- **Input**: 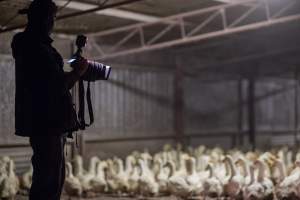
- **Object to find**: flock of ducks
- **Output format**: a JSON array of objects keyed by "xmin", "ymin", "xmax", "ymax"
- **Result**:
[
  {"xmin": 62, "ymin": 144, "xmax": 300, "ymax": 199},
  {"xmin": 2, "ymin": 144, "xmax": 300, "ymax": 199}
]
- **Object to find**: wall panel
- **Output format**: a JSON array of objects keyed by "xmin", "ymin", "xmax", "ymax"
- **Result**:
[
  {"xmin": 184, "ymin": 78, "xmax": 239, "ymax": 133},
  {"xmin": 85, "ymin": 67, "xmax": 175, "ymax": 139},
  {"xmin": 0, "ymin": 55, "xmax": 28, "ymax": 144}
]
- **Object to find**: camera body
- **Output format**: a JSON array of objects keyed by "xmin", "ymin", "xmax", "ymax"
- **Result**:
[{"xmin": 68, "ymin": 35, "xmax": 111, "ymax": 81}]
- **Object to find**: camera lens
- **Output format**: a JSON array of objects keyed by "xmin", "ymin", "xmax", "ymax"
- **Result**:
[{"xmin": 81, "ymin": 61, "xmax": 111, "ymax": 82}]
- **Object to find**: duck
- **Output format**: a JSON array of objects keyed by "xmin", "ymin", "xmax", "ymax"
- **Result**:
[
  {"xmin": 195, "ymin": 154, "xmax": 210, "ymax": 172},
  {"xmin": 272, "ymin": 159, "xmax": 287, "ymax": 185},
  {"xmin": 154, "ymin": 158, "xmax": 169, "ymax": 195},
  {"xmin": 106, "ymin": 159, "xmax": 120, "ymax": 194},
  {"xmin": 64, "ymin": 162, "xmax": 82, "ymax": 197},
  {"xmin": 175, "ymin": 153, "xmax": 188, "ymax": 177},
  {"xmin": 140, "ymin": 151, "xmax": 152, "ymax": 167},
  {"xmin": 127, "ymin": 165, "xmax": 140, "ymax": 196},
  {"xmin": 203, "ymin": 163, "xmax": 223, "ymax": 198},
  {"xmin": 258, "ymin": 152, "xmax": 277, "ymax": 179},
  {"xmin": 223, "ymin": 155, "xmax": 245, "ymax": 199},
  {"xmin": 243, "ymin": 165, "xmax": 265, "ymax": 200},
  {"xmin": 276, "ymin": 160, "xmax": 300, "ymax": 199},
  {"xmin": 138, "ymin": 158, "xmax": 159, "ymax": 196},
  {"xmin": 90, "ymin": 160, "xmax": 108, "ymax": 194},
  {"xmin": 291, "ymin": 161, "xmax": 300, "ymax": 199},
  {"xmin": 20, "ymin": 165, "xmax": 33, "ymax": 191},
  {"xmin": 73, "ymin": 155, "xmax": 85, "ymax": 178},
  {"xmin": 0, "ymin": 156, "xmax": 10, "ymax": 174},
  {"xmin": 185, "ymin": 157, "xmax": 205, "ymax": 196},
  {"xmin": 0, "ymin": 159, "xmax": 20, "ymax": 199},
  {"xmin": 74, "ymin": 155, "xmax": 99, "ymax": 193},
  {"xmin": 235, "ymin": 156, "xmax": 252, "ymax": 185},
  {"xmin": 111, "ymin": 157, "xmax": 130, "ymax": 193},
  {"xmin": 254, "ymin": 159, "xmax": 274, "ymax": 200},
  {"xmin": 165, "ymin": 160, "xmax": 191, "ymax": 198}
]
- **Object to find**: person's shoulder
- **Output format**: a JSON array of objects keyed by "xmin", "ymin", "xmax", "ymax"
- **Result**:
[
  {"xmin": 11, "ymin": 32, "xmax": 27, "ymax": 58},
  {"xmin": 12, "ymin": 32, "xmax": 26, "ymax": 45}
]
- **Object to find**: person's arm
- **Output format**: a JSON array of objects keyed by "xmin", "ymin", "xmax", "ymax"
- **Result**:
[
  {"xmin": 64, "ymin": 70, "xmax": 80, "ymax": 90},
  {"xmin": 64, "ymin": 57, "xmax": 88, "ymax": 89}
]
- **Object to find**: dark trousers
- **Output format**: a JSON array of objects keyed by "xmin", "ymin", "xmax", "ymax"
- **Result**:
[{"xmin": 29, "ymin": 135, "xmax": 66, "ymax": 200}]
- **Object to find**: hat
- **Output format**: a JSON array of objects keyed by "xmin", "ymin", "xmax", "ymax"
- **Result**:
[{"xmin": 18, "ymin": 0, "xmax": 57, "ymax": 17}]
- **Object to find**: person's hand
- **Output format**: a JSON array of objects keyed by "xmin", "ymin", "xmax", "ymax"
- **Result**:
[{"xmin": 73, "ymin": 57, "xmax": 88, "ymax": 76}]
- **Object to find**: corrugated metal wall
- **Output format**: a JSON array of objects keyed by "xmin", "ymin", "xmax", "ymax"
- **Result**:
[
  {"xmin": 0, "ymin": 53, "xmax": 299, "ymax": 164},
  {"xmin": 183, "ymin": 76, "xmax": 299, "ymax": 149},
  {"xmin": 86, "ymin": 67, "xmax": 174, "ymax": 139}
]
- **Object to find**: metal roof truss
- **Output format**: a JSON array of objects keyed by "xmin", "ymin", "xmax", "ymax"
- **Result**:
[{"xmin": 88, "ymin": 0, "xmax": 300, "ymax": 60}]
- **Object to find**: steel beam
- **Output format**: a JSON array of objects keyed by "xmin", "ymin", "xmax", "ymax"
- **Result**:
[
  {"xmin": 0, "ymin": 0, "xmax": 145, "ymax": 34},
  {"xmin": 88, "ymin": 0, "xmax": 300, "ymax": 60},
  {"xmin": 55, "ymin": 0, "xmax": 162, "ymax": 22}
]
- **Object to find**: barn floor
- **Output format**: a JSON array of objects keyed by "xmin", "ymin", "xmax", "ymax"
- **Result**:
[{"xmin": 16, "ymin": 195, "xmax": 181, "ymax": 200}]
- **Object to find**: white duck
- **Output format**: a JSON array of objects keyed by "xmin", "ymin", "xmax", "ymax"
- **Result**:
[
  {"xmin": 138, "ymin": 159, "xmax": 159, "ymax": 196},
  {"xmin": 243, "ymin": 165, "xmax": 265, "ymax": 200},
  {"xmin": 127, "ymin": 165, "xmax": 140, "ymax": 196},
  {"xmin": 20, "ymin": 165, "xmax": 33, "ymax": 191},
  {"xmin": 272, "ymin": 159, "xmax": 287, "ymax": 185},
  {"xmin": 276, "ymin": 160, "xmax": 300, "ymax": 199},
  {"xmin": 90, "ymin": 161, "xmax": 108, "ymax": 193},
  {"xmin": 64, "ymin": 162, "xmax": 82, "ymax": 197},
  {"xmin": 112, "ymin": 157, "xmax": 130, "ymax": 193},
  {"xmin": 223, "ymin": 155, "xmax": 245, "ymax": 199},
  {"xmin": 203, "ymin": 163, "xmax": 223, "ymax": 198},
  {"xmin": 235, "ymin": 156, "xmax": 252, "ymax": 185},
  {"xmin": 254, "ymin": 159, "xmax": 274, "ymax": 200},
  {"xmin": 185, "ymin": 157, "xmax": 206, "ymax": 196},
  {"xmin": 0, "ymin": 159, "xmax": 20, "ymax": 199},
  {"xmin": 165, "ymin": 160, "xmax": 191, "ymax": 198},
  {"xmin": 74, "ymin": 155, "xmax": 99, "ymax": 193},
  {"xmin": 154, "ymin": 158, "xmax": 169, "ymax": 195},
  {"xmin": 106, "ymin": 159, "xmax": 120, "ymax": 194}
]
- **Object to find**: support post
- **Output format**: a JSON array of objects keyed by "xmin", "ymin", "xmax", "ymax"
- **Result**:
[
  {"xmin": 248, "ymin": 77, "xmax": 256, "ymax": 150},
  {"xmin": 174, "ymin": 57, "xmax": 184, "ymax": 145},
  {"xmin": 294, "ymin": 71, "xmax": 299, "ymax": 146},
  {"xmin": 238, "ymin": 78, "xmax": 244, "ymax": 146}
]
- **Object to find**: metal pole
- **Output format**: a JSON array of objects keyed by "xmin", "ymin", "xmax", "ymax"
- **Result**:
[
  {"xmin": 0, "ymin": 0, "xmax": 145, "ymax": 34},
  {"xmin": 248, "ymin": 77, "xmax": 256, "ymax": 150},
  {"xmin": 294, "ymin": 71, "xmax": 299, "ymax": 146},
  {"xmin": 238, "ymin": 78, "xmax": 244, "ymax": 146},
  {"xmin": 174, "ymin": 57, "xmax": 184, "ymax": 145}
]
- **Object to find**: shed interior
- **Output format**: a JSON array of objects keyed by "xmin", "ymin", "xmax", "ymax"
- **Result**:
[{"xmin": 0, "ymin": 0, "xmax": 300, "ymax": 199}]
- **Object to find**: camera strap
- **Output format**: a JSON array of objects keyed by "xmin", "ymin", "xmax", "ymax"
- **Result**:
[
  {"xmin": 77, "ymin": 79, "xmax": 94, "ymax": 130},
  {"xmin": 78, "ymin": 79, "xmax": 85, "ymax": 130},
  {"xmin": 86, "ymin": 81, "xmax": 94, "ymax": 125}
]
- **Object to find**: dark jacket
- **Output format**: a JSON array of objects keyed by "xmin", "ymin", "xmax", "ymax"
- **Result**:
[{"xmin": 11, "ymin": 30, "xmax": 78, "ymax": 137}]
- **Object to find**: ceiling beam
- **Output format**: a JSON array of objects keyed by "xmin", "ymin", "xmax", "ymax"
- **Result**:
[
  {"xmin": 214, "ymin": 0, "xmax": 232, "ymax": 3},
  {"xmin": 0, "ymin": 0, "xmax": 145, "ymax": 34},
  {"xmin": 87, "ymin": 0, "xmax": 300, "ymax": 60},
  {"xmin": 55, "ymin": 0, "xmax": 161, "ymax": 23}
]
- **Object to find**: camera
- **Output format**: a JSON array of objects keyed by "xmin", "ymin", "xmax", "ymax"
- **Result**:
[
  {"xmin": 68, "ymin": 35, "xmax": 111, "ymax": 81},
  {"xmin": 67, "ymin": 35, "xmax": 111, "ymax": 131}
]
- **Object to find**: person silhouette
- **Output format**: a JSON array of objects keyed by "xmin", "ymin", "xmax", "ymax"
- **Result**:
[{"xmin": 11, "ymin": 0, "xmax": 88, "ymax": 199}]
